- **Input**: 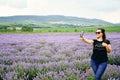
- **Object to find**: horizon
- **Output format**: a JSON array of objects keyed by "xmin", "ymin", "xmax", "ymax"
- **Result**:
[{"xmin": 0, "ymin": 0, "xmax": 120, "ymax": 23}]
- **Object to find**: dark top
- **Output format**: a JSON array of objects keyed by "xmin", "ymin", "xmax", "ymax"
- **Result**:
[{"xmin": 91, "ymin": 39, "xmax": 110, "ymax": 62}]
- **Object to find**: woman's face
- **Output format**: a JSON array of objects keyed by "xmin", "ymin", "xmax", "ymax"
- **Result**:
[{"xmin": 96, "ymin": 30, "xmax": 103, "ymax": 39}]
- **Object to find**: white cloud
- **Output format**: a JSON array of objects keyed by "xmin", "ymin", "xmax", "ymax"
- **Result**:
[
  {"xmin": 102, "ymin": 10, "xmax": 120, "ymax": 23},
  {"xmin": 0, "ymin": 0, "xmax": 27, "ymax": 8},
  {"xmin": 77, "ymin": 0, "xmax": 120, "ymax": 12}
]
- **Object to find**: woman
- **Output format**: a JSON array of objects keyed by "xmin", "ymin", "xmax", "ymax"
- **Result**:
[{"xmin": 80, "ymin": 28, "xmax": 112, "ymax": 80}]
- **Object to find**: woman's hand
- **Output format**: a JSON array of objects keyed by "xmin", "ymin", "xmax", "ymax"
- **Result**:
[
  {"xmin": 102, "ymin": 42, "xmax": 107, "ymax": 47},
  {"xmin": 102, "ymin": 42, "xmax": 112, "ymax": 53},
  {"xmin": 80, "ymin": 36, "xmax": 84, "ymax": 40}
]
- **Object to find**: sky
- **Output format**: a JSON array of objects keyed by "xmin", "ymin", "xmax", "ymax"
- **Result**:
[{"xmin": 0, "ymin": 0, "xmax": 120, "ymax": 23}]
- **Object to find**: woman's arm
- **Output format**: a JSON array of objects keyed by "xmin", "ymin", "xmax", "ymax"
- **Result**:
[
  {"xmin": 102, "ymin": 43, "xmax": 112, "ymax": 53},
  {"xmin": 80, "ymin": 36, "xmax": 94, "ymax": 45}
]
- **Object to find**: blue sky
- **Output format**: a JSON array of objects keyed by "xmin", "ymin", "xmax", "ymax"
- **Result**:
[{"xmin": 0, "ymin": 0, "xmax": 120, "ymax": 23}]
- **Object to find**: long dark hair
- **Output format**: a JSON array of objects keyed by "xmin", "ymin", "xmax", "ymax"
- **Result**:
[{"xmin": 98, "ymin": 28, "xmax": 106, "ymax": 42}]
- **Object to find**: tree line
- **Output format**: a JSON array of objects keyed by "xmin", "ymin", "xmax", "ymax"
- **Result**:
[{"xmin": 0, "ymin": 25, "xmax": 33, "ymax": 32}]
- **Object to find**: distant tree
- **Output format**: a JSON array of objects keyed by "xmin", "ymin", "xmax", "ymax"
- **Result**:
[
  {"xmin": 12, "ymin": 26, "xmax": 16, "ymax": 31},
  {"xmin": 48, "ymin": 30, "xmax": 51, "ymax": 32},
  {"xmin": 53, "ymin": 29, "xmax": 58, "ymax": 32},
  {"xmin": 21, "ymin": 26, "xmax": 33, "ymax": 32},
  {"xmin": 0, "ymin": 25, "xmax": 8, "ymax": 32},
  {"xmin": 74, "ymin": 29, "xmax": 78, "ymax": 32}
]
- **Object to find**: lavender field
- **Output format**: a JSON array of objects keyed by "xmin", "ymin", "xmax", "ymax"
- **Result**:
[{"xmin": 0, "ymin": 33, "xmax": 120, "ymax": 80}]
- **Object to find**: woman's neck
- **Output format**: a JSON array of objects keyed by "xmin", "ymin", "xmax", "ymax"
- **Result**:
[{"xmin": 97, "ymin": 37, "xmax": 103, "ymax": 41}]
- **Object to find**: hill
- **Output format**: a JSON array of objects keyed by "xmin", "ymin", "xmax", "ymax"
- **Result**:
[{"xmin": 0, "ymin": 15, "xmax": 115, "ymax": 26}]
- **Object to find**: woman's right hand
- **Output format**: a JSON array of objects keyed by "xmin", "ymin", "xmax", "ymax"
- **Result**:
[{"xmin": 80, "ymin": 36, "xmax": 84, "ymax": 40}]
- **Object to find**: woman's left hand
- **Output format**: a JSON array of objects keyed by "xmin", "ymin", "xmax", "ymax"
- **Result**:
[{"xmin": 102, "ymin": 42, "xmax": 107, "ymax": 47}]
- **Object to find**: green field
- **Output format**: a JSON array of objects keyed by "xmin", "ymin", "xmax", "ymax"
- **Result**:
[
  {"xmin": 0, "ymin": 26, "xmax": 120, "ymax": 34},
  {"xmin": 33, "ymin": 26, "xmax": 120, "ymax": 33}
]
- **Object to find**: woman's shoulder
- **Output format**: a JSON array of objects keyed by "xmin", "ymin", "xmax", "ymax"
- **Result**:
[
  {"xmin": 93, "ymin": 39, "xmax": 97, "ymax": 41},
  {"xmin": 93, "ymin": 39, "xmax": 100, "ymax": 42},
  {"xmin": 92, "ymin": 39, "xmax": 97, "ymax": 44},
  {"xmin": 105, "ymin": 39, "xmax": 110, "ymax": 44}
]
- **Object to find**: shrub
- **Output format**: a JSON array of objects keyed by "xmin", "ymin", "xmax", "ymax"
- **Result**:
[
  {"xmin": 12, "ymin": 26, "xmax": 16, "ymax": 31},
  {"xmin": 0, "ymin": 25, "xmax": 8, "ymax": 32},
  {"xmin": 21, "ymin": 26, "xmax": 33, "ymax": 32},
  {"xmin": 108, "ymin": 55, "xmax": 120, "ymax": 65},
  {"xmin": 74, "ymin": 29, "xmax": 78, "ymax": 32}
]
